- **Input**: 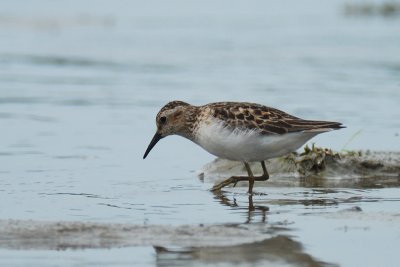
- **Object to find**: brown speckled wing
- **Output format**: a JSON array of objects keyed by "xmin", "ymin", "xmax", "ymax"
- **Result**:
[{"xmin": 207, "ymin": 102, "xmax": 343, "ymax": 135}]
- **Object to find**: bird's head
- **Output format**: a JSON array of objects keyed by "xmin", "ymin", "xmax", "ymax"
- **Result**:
[{"xmin": 143, "ymin": 101, "xmax": 190, "ymax": 159}]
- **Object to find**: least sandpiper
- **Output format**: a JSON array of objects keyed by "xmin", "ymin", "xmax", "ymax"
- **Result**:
[{"xmin": 143, "ymin": 101, "xmax": 344, "ymax": 194}]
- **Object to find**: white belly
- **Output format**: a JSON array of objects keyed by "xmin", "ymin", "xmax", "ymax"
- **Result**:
[{"xmin": 194, "ymin": 119, "xmax": 320, "ymax": 162}]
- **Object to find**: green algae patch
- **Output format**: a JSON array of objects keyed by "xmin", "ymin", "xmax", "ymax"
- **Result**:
[
  {"xmin": 200, "ymin": 145, "xmax": 400, "ymax": 188},
  {"xmin": 284, "ymin": 144, "xmax": 400, "ymax": 179}
]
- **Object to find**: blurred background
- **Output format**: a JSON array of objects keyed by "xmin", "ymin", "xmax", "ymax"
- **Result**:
[
  {"xmin": 0, "ymin": 0, "xmax": 400, "ymax": 266},
  {"xmin": 2, "ymin": 0, "xmax": 400, "ymax": 221}
]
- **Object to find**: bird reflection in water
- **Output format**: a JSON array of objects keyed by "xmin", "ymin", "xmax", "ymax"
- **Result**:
[{"xmin": 213, "ymin": 191, "xmax": 269, "ymax": 224}]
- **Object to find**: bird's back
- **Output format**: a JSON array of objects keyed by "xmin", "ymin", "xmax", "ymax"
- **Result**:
[
  {"xmin": 202, "ymin": 101, "xmax": 343, "ymax": 135},
  {"xmin": 193, "ymin": 102, "xmax": 343, "ymax": 161}
]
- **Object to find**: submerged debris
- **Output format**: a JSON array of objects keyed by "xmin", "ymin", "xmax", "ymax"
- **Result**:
[
  {"xmin": 0, "ymin": 219, "xmax": 333, "ymax": 266},
  {"xmin": 155, "ymin": 236, "xmax": 329, "ymax": 267},
  {"xmin": 0, "ymin": 220, "xmax": 272, "ymax": 250},
  {"xmin": 199, "ymin": 145, "xmax": 400, "ymax": 188},
  {"xmin": 343, "ymin": 2, "xmax": 400, "ymax": 17}
]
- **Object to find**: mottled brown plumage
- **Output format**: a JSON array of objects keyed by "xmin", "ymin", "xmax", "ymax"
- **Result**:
[
  {"xmin": 144, "ymin": 100, "xmax": 344, "ymax": 194},
  {"xmin": 200, "ymin": 102, "xmax": 343, "ymax": 135}
]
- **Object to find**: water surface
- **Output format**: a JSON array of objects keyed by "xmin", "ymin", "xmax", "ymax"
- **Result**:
[{"xmin": 0, "ymin": 0, "xmax": 400, "ymax": 266}]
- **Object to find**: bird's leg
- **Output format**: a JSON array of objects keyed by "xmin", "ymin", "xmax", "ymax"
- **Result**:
[
  {"xmin": 244, "ymin": 162, "xmax": 254, "ymax": 194},
  {"xmin": 211, "ymin": 161, "xmax": 270, "ymax": 192},
  {"xmin": 260, "ymin": 161, "xmax": 269, "ymax": 180},
  {"xmin": 211, "ymin": 176, "xmax": 250, "ymax": 192}
]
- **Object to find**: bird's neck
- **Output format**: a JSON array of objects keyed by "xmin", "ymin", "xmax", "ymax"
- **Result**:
[{"xmin": 176, "ymin": 105, "xmax": 200, "ymax": 140}]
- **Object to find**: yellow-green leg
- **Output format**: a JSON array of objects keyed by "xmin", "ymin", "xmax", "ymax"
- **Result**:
[
  {"xmin": 211, "ymin": 161, "xmax": 270, "ymax": 193},
  {"xmin": 244, "ymin": 162, "xmax": 254, "ymax": 194}
]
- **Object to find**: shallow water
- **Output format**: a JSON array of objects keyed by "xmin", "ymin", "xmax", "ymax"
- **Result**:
[{"xmin": 0, "ymin": 0, "xmax": 400, "ymax": 266}]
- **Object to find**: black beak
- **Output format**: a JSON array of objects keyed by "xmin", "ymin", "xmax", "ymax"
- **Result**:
[{"xmin": 143, "ymin": 132, "xmax": 163, "ymax": 159}]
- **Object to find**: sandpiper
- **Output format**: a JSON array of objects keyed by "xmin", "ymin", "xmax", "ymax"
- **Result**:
[{"xmin": 143, "ymin": 101, "xmax": 344, "ymax": 194}]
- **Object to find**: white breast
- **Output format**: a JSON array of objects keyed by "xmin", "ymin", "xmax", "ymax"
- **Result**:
[{"xmin": 194, "ymin": 118, "xmax": 321, "ymax": 162}]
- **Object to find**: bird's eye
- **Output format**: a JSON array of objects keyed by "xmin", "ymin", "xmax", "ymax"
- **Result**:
[{"xmin": 160, "ymin": 116, "xmax": 167, "ymax": 124}]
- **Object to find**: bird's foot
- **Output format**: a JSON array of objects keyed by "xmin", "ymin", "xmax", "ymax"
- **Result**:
[
  {"xmin": 211, "ymin": 176, "xmax": 251, "ymax": 192},
  {"xmin": 210, "ymin": 174, "xmax": 270, "ymax": 192}
]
